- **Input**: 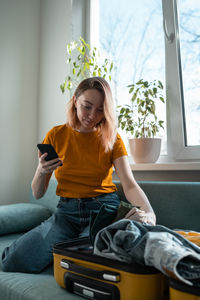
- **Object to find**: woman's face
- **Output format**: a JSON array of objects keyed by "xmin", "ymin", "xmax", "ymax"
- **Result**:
[{"xmin": 74, "ymin": 89, "xmax": 104, "ymax": 132}]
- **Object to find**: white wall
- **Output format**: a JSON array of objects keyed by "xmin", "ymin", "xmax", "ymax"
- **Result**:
[
  {"xmin": 0, "ymin": 0, "xmax": 40, "ymax": 205},
  {"xmin": 0, "ymin": 0, "xmax": 72, "ymax": 205},
  {"xmin": 38, "ymin": 0, "xmax": 71, "ymax": 142}
]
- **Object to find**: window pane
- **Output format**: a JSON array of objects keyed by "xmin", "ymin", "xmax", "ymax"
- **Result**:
[
  {"xmin": 92, "ymin": 0, "xmax": 166, "ymax": 154},
  {"xmin": 179, "ymin": 0, "xmax": 200, "ymax": 146}
]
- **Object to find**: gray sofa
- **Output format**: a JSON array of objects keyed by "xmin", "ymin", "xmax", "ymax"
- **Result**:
[{"xmin": 0, "ymin": 179, "xmax": 200, "ymax": 300}]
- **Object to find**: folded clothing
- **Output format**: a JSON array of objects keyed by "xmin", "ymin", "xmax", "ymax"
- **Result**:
[{"xmin": 93, "ymin": 219, "xmax": 200, "ymax": 287}]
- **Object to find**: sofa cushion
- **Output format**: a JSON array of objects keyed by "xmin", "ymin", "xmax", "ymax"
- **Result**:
[
  {"xmin": 0, "ymin": 203, "xmax": 52, "ymax": 235},
  {"xmin": 0, "ymin": 234, "xmax": 83, "ymax": 300}
]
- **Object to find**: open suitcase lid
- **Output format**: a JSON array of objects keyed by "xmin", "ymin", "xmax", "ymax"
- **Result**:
[{"xmin": 53, "ymin": 237, "xmax": 159, "ymax": 275}]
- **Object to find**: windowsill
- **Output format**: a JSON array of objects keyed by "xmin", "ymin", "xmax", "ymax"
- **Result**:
[
  {"xmin": 130, "ymin": 162, "xmax": 200, "ymax": 171},
  {"xmin": 128, "ymin": 156, "xmax": 200, "ymax": 171}
]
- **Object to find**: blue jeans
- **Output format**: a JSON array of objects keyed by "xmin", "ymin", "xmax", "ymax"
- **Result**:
[{"xmin": 1, "ymin": 192, "xmax": 120, "ymax": 273}]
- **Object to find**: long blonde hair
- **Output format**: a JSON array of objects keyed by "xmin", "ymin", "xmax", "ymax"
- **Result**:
[{"xmin": 67, "ymin": 77, "xmax": 117, "ymax": 152}]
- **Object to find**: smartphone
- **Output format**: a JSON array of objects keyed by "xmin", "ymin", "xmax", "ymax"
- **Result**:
[{"xmin": 37, "ymin": 144, "xmax": 59, "ymax": 161}]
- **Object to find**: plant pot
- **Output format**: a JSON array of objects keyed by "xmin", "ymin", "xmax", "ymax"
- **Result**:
[{"xmin": 129, "ymin": 138, "xmax": 161, "ymax": 163}]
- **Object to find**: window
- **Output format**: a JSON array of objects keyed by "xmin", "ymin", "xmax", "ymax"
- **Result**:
[
  {"xmin": 90, "ymin": 0, "xmax": 200, "ymax": 161},
  {"xmin": 178, "ymin": 0, "xmax": 200, "ymax": 146},
  {"xmin": 163, "ymin": 0, "xmax": 200, "ymax": 160}
]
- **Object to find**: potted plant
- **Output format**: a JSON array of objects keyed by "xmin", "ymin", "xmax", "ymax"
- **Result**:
[
  {"xmin": 118, "ymin": 79, "xmax": 165, "ymax": 163},
  {"xmin": 60, "ymin": 37, "xmax": 113, "ymax": 93}
]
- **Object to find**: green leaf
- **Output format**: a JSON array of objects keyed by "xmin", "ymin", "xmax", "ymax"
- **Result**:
[
  {"xmin": 153, "ymin": 87, "xmax": 157, "ymax": 94},
  {"xmin": 131, "ymin": 93, "xmax": 137, "ymax": 102},
  {"xmin": 60, "ymin": 84, "xmax": 65, "ymax": 93},
  {"xmin": 77, "ymin": 69, "xmax": 81, "ymax": 77},
  {"xmin": 129, "ymin": 87, "xmax": 134, "ymax": 94},
  {"xmin": 110, "ymin": 62, "xmax": 113, "ymax": 72},
  {"xmin": 144, "ymin": 91, "xmax": 149, "ymax": 98},
  {"xmin": 158, "ymin": 80, "xmax": 163, "ymax": 89},
  {"xmin": 136, "ymin": 79, "xmax": 144, "ymax": 85},
  {"xmin": 127, "ymin": 84, "xmax": 134, "ymax": 88}
]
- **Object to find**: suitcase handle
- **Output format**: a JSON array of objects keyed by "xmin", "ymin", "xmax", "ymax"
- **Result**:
[
  {"xmin": 64, "ymin": 272, "xmax": 120, "ymax": 300},
  {"xmin": 61, "ymin": 259, "xmax": 120, "ymax": 283}
]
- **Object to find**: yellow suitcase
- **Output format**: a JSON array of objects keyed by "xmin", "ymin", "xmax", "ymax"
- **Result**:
[
  {"xmin": 53, "ymin": 237, "xmax": 167, "ymax": 300},
  {"xmin": 169, "ymin": 279, "xmax": 200, "ymax": 300},
  {"xmin": 175, "ymin": 230, "xmax": 200, "ymax": 247}
]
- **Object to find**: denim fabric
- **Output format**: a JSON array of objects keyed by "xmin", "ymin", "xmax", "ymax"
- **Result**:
[
  {"xmin": 89, "ymin": 201, "xmax": 137, "ymax": 245},
  {"xmin": 1, "ymin": 192, "xmax": 120, "ymax": 274},
  {"xmin": 89, "ymin": 204, "xmax": 117, "ymax": 245},
  {"xmin": 94, "ymin": 219, "xmax": 200, "ymax": 286}
]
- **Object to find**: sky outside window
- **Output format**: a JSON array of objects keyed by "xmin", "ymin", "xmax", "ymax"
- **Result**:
[{"xmin": 179, "ymin": 0, "xmax": 200, "ymax": 146}]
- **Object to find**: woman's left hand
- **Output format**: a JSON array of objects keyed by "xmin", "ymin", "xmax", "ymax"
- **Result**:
[{"xmin": 125, "ymin": 207, "xmax": 156, "ymax": 225}]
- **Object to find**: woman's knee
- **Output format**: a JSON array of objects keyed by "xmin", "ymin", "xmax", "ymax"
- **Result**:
[
  {"xmin": 1, "ymin": 241, "xmax": 53, "ymax": 274},
  {"xmin": 1, "ymin": 223, "xmax": 54, "ymax": 273}
]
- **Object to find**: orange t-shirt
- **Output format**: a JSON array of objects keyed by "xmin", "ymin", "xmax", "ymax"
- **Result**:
[{"xmin": 42, "ymin": 124, "xmax": 127, "ymax": 198}]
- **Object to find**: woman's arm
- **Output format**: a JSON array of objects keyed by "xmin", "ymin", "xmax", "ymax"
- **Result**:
[
  {"xmin": 31, "ymin": 151, "xmax": 62, "ymax": 199},
  {"xmin": 113, "ymin": 155, "xmax": 156, "ymax": 225}
]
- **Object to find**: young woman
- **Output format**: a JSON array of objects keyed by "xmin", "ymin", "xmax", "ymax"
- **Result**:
[{"xmin": 2, "ymin": 77, "xmax": 156, "ymax": 273}]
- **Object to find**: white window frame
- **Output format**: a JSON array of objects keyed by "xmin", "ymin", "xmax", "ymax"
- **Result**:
[
  {"xmin": 71, "ymin": 0, "xmax": 90, "ymax": 41},
  {"xmin": 162, "ymin": 0, "xmax": 200, "ymax": 161}
]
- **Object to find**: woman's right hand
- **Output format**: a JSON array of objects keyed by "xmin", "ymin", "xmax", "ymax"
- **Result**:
[
  {"xmin": 37, "ymin": 151, "xmax": 63, "ymax": 175},
  {"xmin": 32, "ymin": 150, "xmax": 63, "ymax": 199}
]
